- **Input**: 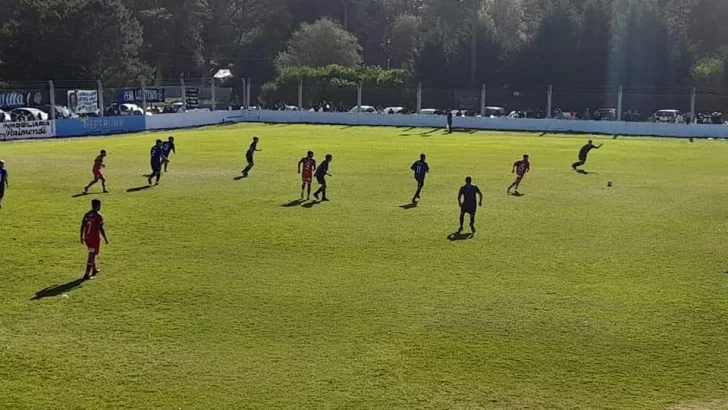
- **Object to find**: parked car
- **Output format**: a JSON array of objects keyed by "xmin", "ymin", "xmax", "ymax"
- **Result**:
[
  {"xmin": 348, "ymin": 105, "xmax": 377, "ymax": 114},
  {"xmin": 0, "ymin": 109, "xmax": 10, "ymax": 122},
  {"xmin": 11, "ymin": 107, "xmax": 49, "ymax": 121},
  {"xmin": 38, "ymin": 104, "xmax": 74, "ymax": 119},
  {"xmin": 651, "ymin": 109, "xmax": 683, "ymax": 123},
  {"xmin": 451, "ymin": 109, "xmax": 478, "ymax": 117},
  {"xmin": 108, "ymin": 103, "xmax": 152, "ymax": 116},
  {"xmin": 593, "ymin": 108, "xmax": 617, "ymax": 121},
  {"xmin": 484, "ymin": 106, "xmax": 505, "ymax": 117},
  {"xmin": 383, "ymin": 106, "xmax": 406, "ymax": 114},
  {"xmin": 561, "ymin": 111, "xmax": 583, "ymax": 120},
  {"xmin": 419, "ymin": 108, "xmax": 446, "ymax": 115}
]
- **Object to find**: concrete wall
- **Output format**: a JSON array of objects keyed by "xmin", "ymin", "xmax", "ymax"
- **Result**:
[{"xmin": 235, "ymin": 110, "xmax": 728, "ymax": 138}]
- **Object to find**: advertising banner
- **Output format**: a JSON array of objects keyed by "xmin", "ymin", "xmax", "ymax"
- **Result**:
[
  {"xmin": 0, "ymin": 90, "xmax": 48, "ymax": 109},
  {"xmin": 55, "ymin": 116, "xmax": 146, "ymax": 137},
  {"xmin": 0, "ymin": 120, "xmax": 54, "ymax": 141},
  {"xmin": 186, "ymin": 88, "xmax": 199, "ymax": 108},
  {"xmin": 453, "ymin": 90, "xmax": 480, "ymax": 111},
  {"xmin": 67, "ymin": 90, "xmax": 99, "ymax": 114},
  {"xmin": 115, "ymin": 89, "xmax": 165, "ymax": 104}
]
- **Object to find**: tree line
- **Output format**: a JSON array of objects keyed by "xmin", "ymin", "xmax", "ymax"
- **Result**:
[{"xmin": 0, "ymin": 0, "xmax": 727, "ymax": 92}]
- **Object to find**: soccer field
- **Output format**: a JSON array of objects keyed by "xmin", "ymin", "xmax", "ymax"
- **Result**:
[{"xmin": 2, "ymin": 124, "xmax": 728, "ymax": 410}]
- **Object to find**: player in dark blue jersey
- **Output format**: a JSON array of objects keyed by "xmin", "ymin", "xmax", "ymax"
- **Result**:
[
  {"xmin": 313, "ymin": 154, "xmax": 333, "ymax": 201},
  {"xmin": 162, "ymin": 136, "xmax": 176, "ymax": 172},
  {"xmin": 410, "ymin": 153, "xmax": 430, "ymax": 203},
  {"xmin": 241, "ymin": 136, "xmax": 260, "ymax": 177},
  {"xmin": 0, "ymin": 160, "xmax": 8, "ymax": 210},
  {"xmin": 572, "ymin": 140, "xmax": 602, "ymax": 170},
  {"xmin": 147, "ymin": 139, "xmax": 167, "ymax": 185},
  {"xmin": 458, "ymin": 176, "xmax": 483, "ymax": 234}
]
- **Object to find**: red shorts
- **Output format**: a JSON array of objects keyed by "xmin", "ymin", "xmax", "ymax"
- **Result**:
[
  {"xmin": 85, "ymin": 240, "xmax": 101, "ymax": 256},
  {"xmin": 302, "ymin": 173, "xmax": 312, "ymax": 183},
  {"xmin": 93, "ymin": 169, "xmax": 105, "ymax": 180}
]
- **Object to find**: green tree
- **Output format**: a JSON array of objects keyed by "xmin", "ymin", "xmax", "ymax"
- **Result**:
[
  {"xmin": 0, "ymin": 0, "xmax": 148, "ymax": 82},
  {"xmin": 274, "ymin": 18, "xmax": 363, "ymax": 70},
  {"xmin": 692, "ymin": 57, "xmax": 726, "ymax": 89}
]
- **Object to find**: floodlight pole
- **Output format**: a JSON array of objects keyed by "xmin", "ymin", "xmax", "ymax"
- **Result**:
[
  {"xmin": 416, "ymin": 82, "xmax": 422, "ymax": 114},
  {"xmin": 298, "ymin": 80, "xmax": 303, "ymax": 110},
  {"xmin": 141, "ymin": 79, "xmax": 147, "ymax": 116},
  {"xmin": 211, "ymin": 77, "xmax": 217, "ymax": 111},
  {"xmin": 690, "ymin": 87, "xmax": 697, "ymax": 124}
]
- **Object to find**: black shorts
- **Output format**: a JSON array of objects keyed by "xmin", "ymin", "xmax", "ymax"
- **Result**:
[
  {"xmin": 151, "ymin": 162, "xmax": 161, "ymax": 173},
  {"xmin": 461, "ymin": 204, "xmax": 476, "ymax": 215},
  {"xmin": 415, "ymin": 177, "xmax": 425, "ymax": 186},
  {"xmin": 316, "ymin": 175, "xmax": 326, "ymax": 185},
  {"xmin": 578, "ymin": 155, "xmax": 587, "ymax": 162},
  {"xmin": 246, "ymin": 153, "xmax": 254, "ymax": 164},
  {"xmin": 0, "ymin": 186, "xmax": 4, "ymax": 199}
]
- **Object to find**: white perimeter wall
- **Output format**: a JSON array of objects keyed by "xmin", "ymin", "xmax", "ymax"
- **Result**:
[{"xmin": 146, "ymin": 110, "xmax": 728, "ymax": 139}]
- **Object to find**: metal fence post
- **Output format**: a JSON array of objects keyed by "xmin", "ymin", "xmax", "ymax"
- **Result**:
[
  {"xmin": 357, "ymin": 83, "xmax": 362, "ymax": 112},
  {"xmin": 48, "ymin": 81, "xmax": 56, "ymax": 121},
  {"xmin": 241, "ymin": 78, "xmax": 247, "ymax": 109},
  {"xmin": 97, "ymin": 80, "xmax": 104, "ymax": 117},
  {"xmin": 617, "ymin": 85, "xmax": 623, "ymax": 121},
  {"xmin": 547, "ymin": 85, "xmax": 553, "ymax": 119},
  {"xmin": 416, "ymin": 82, "xmax": 422, "ymax": 114},
  {"xmin": 246, "ymin": 78, "xmax": 251, "ymax": 109},
  {"xmin": 180, "ymin": 77, "xmax": 187, "ymax": 112},
  {"xmin": 210, "ymin": 78, "xmax": 217, "ymax": 111},
  {"xmin": 298, "ymin": 79, "xmax": 303, "ymax": 110},
  {"xmin": 480, "ymin": 84, "xmax": 486, "ymax": 117},
  {"xmin": 690, "ymin": 87, "xmax": 697, "ymax": 124},
  {"xmin": 141, "ymin": 79, "xmax": 147, "ymax": 115}
]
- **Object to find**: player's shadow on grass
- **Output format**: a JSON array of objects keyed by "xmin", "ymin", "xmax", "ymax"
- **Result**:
[
  {"xmin": 301, "ymin": 201, "xmax": 320, "ymax": 209},
  {"xmin": 71, "ymin": 192, "xmax": 89, "ymax": 198},
  {"xmin": 447, "ymin": 231, "xmax": 474, "ymax": 241},
  {"xmin": 575, "ymin": 170, "xmax": 597, "ymax": 175},
  {"xmin": 127, "ymin": 185, "xmax": 153, "ymax": 193},
  {"xmin": 511, "ymin": 192, "xmax": 525, "ymax": 197},
  {"xmin": 233, "ymin": 175, "xmax": 247, "ymax": 181},
  {"xmin": 31, "ymin": 278, "xmax": 85, "ymax": 300},
  {"xmin": 281, "ymin": 199, "xmax": 304, "ymax": 207},
  {"xmin": 399, "ymin": 202, "xmax": 418, "ymax": 210}
]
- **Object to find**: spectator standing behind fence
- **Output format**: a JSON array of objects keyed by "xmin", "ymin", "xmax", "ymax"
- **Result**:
[{"xmin": 584, "ymin": 108, "xmax": 592, "ymax": 120}]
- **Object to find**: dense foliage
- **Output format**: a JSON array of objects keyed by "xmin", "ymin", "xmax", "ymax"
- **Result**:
[{"xmin": 0, "ymin": 0, "xmax": 727, "ymax": 90}]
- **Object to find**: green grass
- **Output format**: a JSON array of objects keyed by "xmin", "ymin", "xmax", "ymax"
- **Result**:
[{"xmin": 2, "ymin": 124, "xmax": 728, "ymax": 409}]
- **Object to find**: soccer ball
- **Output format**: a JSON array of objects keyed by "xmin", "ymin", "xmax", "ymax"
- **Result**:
[{"xmin": 607, "ymin": 180, "xmax": 613, "ymax": 187}]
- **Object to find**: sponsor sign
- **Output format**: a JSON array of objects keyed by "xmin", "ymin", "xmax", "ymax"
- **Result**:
[
  {"xmin": 185, "ymin": 87, "xmax": 199, "ymax": 108},
  {"xmin": 67, "ymin": 90, "xmax": 99, "ymax": 114},
  {"xmin": 55, "ymin": 116, "xmax": 146, "ymax": 137},
  {"xmin": 0, "ymin": 120, "xmax": 54, "ymax": 141},
  {"xmin": 453, "ymin": 90, "xmax": 480, "ymax": 111},
  {"xmin": 115, "ymin": 88, "xmax": 165, "ymax": 104},
  {"xmin": 0, "ymin": 91, "xmax": 47, "ymax": 109}
]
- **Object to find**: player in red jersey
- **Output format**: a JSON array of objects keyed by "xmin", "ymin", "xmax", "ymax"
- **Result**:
[
  {"xmin": 297, "ymin": 151, "xmax": 317, "ymax": 200},
  {"xmin": 84, "ymin": 150, "xmax": 108, "ymax": 194},
  {"xmin": 507, "ymin": 154, "xmax": 530, "ymax": 195},
  {"xmin": 80, "ymin": 199, "xmax": 109, "ymax": 280}
]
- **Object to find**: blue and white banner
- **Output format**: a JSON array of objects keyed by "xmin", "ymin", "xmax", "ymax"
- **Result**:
[
  {"xmin": 0, "ymin": 90, "xmax": 48, "ymax": 109},
  {"xmin": 116, "ymin": 89, "xmax": 165, "ymax": 104},
  {"xmin": 55, "ymin": 116, "xmax": 146, "ymax": 137},
  {"xmin": 67, "ymin": 90, "xmax": 99, "ymax": 114}
]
